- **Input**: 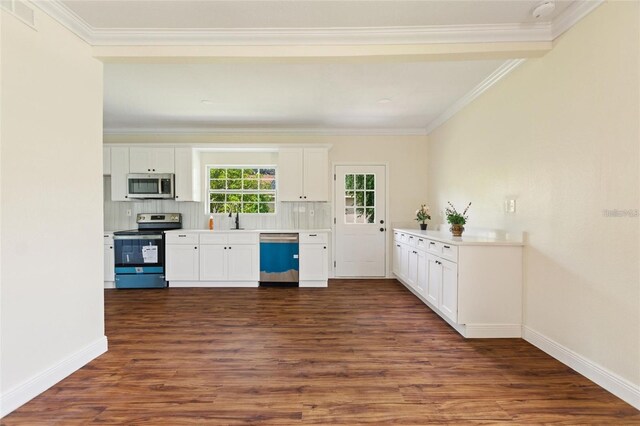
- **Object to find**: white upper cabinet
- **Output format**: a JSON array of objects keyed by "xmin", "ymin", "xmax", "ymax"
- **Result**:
[
  {"xmin": 278, "ymin": 148, "xmax": 329, "ymax": 202},
  {"xmin": 110, "ymin": 147, "xmax": 130, "ymax": 201},
  {"xmin": 174, "ymin": 147, "xmax": 201, "ymax": 202},
  {"xmin": 129, "ymin": 147, "xmax": 175, "ymax": 173}
]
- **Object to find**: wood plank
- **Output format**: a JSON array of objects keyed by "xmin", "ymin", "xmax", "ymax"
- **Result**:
[{"xmin": 2, "ymin": 280, "xmax": 638, "ymax": 425}]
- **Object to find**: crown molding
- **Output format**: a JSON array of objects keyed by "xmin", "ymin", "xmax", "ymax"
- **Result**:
[
  {"xmin": 33, "ymin": 0, "xmax": 600, "ymax": 47},
  {"xmin": 551, "ymin": 0, "xmax": 604, "ymax": 40},
  {"xmin": 425, "ymin": 59, "xmax": 526, "ymax": 135},
  {"xmin": 102, "ymin": 127, "xmax": 429, "ymax": 136}
]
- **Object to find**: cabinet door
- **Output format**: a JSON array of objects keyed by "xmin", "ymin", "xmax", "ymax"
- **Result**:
[
  {"xmin": 129, "ymin": 147, "xmax": 154, "ymax": 173},
  {"xmin": 174, "ymin": 147, "xmax": 201, "ymax": 202},
  {"xmin": 440, "ymin": 259, "xmax": 458, "ymax": 322},
  {"xmin": 407, "ymin": 249, "xmax": 419, "ymax": 290},
  {"xmin": 227, "ymin": 244, "xmax": 258, "ymax": 281},
  {"xmin": 278, "ymin": 148, "xmax": 304, "ymax": 201},
  {"xmin": 165, "ymin": 244, "xmax": 199, "ymax": 281},
  {"xmin": 426, "ymin": 254, "xmax": 441, "ymax": 306},
  {"xmin": 104, "ymin": 244, "xmax": 115, "ymax": 281},
  {"xmin": 303, "ymin": 148, "xmax": 328, "ymax": 201},
  {"xmin": 110, "ymin": 147, "xmax": 129, "ymax": 201},
  {"xmin": 299, "ymin": 243, "xmax": 328, "ymax": 281},
  {"xmin": 153, "ymin": 148, "xmax": 175, "ymax": 173},
  {"xmin": 399, "ymin": 244, "xmax": 410, "ymax": 280},
  {"xmin": 416, "ymin": 249, "xmax": 428, "ymax": 296},
  {"xmin": 392, "ymin": 242, "xmax": 402, "ymax": 277},
  {"xmin": 199, "ymin": 244, "xmax": 226, "ymax": 281}
]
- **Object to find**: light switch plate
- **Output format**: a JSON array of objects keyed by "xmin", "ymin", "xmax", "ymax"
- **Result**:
[{"xmin": 505, "ymin": 199, "xmax": 516, "ymax": 213}]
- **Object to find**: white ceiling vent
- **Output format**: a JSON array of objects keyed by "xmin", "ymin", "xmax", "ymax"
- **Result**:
[{"xmin": 1, "ymin": 0, "xmax": 36, "ymax": 29}]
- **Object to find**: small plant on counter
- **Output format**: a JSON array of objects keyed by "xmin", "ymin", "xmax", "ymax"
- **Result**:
[
  {"xmin": 445, "ymin": 201, "xmax": 471, "ymax": 225},
  {"xmin": 415, "ymin": 204, "xmax": 431, "ymax": 224}
]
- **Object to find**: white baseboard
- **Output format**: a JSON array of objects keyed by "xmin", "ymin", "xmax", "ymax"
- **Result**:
[
  {"xmin": 299, "ymin": 280, "xmax": 328, "ymax": 288},
  {"xmin": 0, "ymin": 336, "xmax": 108, "ymax": 418},
  {"xmin": 523, "ymin": 326, "xmax": 640, "ymax": 410},
  {"xmin": 465, "ymin": 324, "xmax": 522, "ymax": 338}
]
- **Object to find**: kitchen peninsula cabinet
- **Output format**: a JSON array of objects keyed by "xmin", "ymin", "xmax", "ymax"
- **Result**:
[{"xmin": 393, "ymin": 229, "xmax": 523, "ymax": 338}]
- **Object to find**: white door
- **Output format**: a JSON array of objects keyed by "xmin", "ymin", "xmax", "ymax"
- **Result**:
[
  {"xmin": 165, "ymin": 245, "xmax": 199, "ymax": 281},
  {"xmin": 407, "ymin": 249, "xmax": 419, "ymax": 290},
  {"xmin": 199, "ymin": 244, "xmax": 226, "ymax": 281},
  {"xmin": 426, "ymin": 254, "xmax": 441, "ymax": 306},
  {"xmin": 299, "ymin": 244, "xmax": 328, "ymax": 281},
  {"xmin": 416, "ymin": 249, "xmax": 428, "ymax": 296},
  {"xmin": 335, "ymin": 165, "xmax": 386, "ymax": 277},
  {"xmin": 227, "ymin": 245, "xmax": 258, "ymax": 281}
]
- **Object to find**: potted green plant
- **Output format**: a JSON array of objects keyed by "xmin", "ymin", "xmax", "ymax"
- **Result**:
[
  {"xmin": 415, "ymin": 204, "xmax": 431, "ymax": 230},
  {"xmin": 445, "ymin": 201, "xmax": 472, "ymax": 237}
]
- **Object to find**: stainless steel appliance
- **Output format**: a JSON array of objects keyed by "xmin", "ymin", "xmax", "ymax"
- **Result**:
[
  {"xmin": 259, "ymin": 233, "xmax": 299, "ymax": 284},
  {"xmin": 113, "ymin": 213, "xmax": 181, "ymax": 288},
  {"xmin": 126, "ymin": 173, "xmax": 174, "ymax": 199}
]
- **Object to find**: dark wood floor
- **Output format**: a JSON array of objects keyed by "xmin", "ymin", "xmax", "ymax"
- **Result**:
[{"xmin": 3, "ymin": 279, "xmax": 639, "ymax": 424}]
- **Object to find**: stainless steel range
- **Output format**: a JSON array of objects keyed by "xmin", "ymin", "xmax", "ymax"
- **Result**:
[{"xmin": 113, "ymin": 213, "xmax": 182, "ymax": 289}]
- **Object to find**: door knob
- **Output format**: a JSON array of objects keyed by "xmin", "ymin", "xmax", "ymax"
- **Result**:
[
  {"xmin": 379, "ymin": 227, "xmax": 386, "ymax": 232},
  {"xmin": 380, "ymin": 220, "xmax": 385, "ymax": 224}
]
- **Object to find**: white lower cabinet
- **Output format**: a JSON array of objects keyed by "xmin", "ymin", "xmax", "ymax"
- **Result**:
[
  {"xmin": 393, "ymin": 229, "xmax": 523, "ymax": 338},
  {"xmin": 104, "ymin": 233, "xmax": 115, "ymax": 288},
  {"xmin": 167, "ymin": 232, "xmax": 259, "ymax": 287},
  {"xmin": 166, "ymin": 244, "xmax": 199, "ymax": 281},
  {"xmin": 299, "ymin": 232, "xmax": 329, "ymax": 287}
]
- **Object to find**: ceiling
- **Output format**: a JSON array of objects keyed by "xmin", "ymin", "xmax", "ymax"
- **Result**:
[{"xmin": 34, "ymin": 1, "xmax": 600, "ymax": 134}]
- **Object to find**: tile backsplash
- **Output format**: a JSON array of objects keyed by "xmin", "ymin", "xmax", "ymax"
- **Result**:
[{"xmin": 103, "ymin": 177, "xmax": 331, "ymax": 231}]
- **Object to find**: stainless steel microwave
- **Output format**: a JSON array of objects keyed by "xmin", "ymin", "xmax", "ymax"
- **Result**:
[{"xmin": 126, "ymin": 174, "xmax": 174, "ymax": 199}]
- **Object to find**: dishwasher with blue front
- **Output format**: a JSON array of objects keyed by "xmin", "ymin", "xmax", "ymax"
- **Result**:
[{"xmin": 259, "ymin": 233, "xmax": 299, "ymax": 284}]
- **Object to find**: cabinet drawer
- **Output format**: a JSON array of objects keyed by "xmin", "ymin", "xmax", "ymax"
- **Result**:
[
  {"xmin": 398, "ymin": 232, "xmax": 409, "ymax": 243},
  {"xmin": 407, "ymin": 234, "xmax": 418, "ymax": 247},
  {"xmin": 415, "ymin": 236, "xmax": 428, "ymax": 250},
  {"xmin": 426, "ymin": 239, "xmax": 440, "ymax": 254},
  {"xmin": 200, "ymin": 233, "xmax": 228, "ymax": 245},
  {"xmin": 166, "ymin": 233, "xmax": 199, "ymax": 245},
  {"xmin": 440, "ymin": 243, "xmax": 458, "ymax": 262},
  {"xmin": 228, "ymin": 232, "xmax": 259, "ymax": 245},
  {"xmin": 299, "ymin": 232, "xmax": 328, "ymax": 244}
]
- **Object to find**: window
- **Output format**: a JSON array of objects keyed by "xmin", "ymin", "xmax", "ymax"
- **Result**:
[
  {"xmin": 344, "ymin": 173, "xmax": 375, "ymax": 223},
  {"xmin": 208, "ymin": 166, "xmax": 276, "ymax": 214}
]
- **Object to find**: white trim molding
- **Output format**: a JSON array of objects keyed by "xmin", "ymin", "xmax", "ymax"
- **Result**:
[
  {"xmin": 425, "ymin": 59, "xmax": 526, "ymax": 134},
  {"xmin": 523, "ymin": 326, "xmax": 640, "ymax": 410},
  {"xmin": 103, "ymin": 127, "xmax": 429, "ymax": 136},
  {"xmin": 0, "ymin": 336, "xmax": 108, "ymax": 417},
  {"xmin": 33, "ymin": 0, "xmax": 603, "ymax": 47},
  {"xmin": 465, "ymin": 324, "xmax": 522, "ymax": 338}
]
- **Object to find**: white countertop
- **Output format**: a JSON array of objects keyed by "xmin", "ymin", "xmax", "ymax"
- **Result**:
[
  {"xmin": 394, "ymin": 228, "xmax": 523, "ymax": 246},
  {"xmin": 165, "ymin": 229, "xmax": 331, "ymax": 234}
]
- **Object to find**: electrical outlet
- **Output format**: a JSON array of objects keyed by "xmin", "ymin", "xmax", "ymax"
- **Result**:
[
  {"xmin": 505, "ymin": 199, "xmax": 516, "ymax": 213},
  {"xmin": 126, "ymin": 209, "xmax": 132, "ymax": 217},
  {"xmin": 309, "ymin": 209, "xmax": 315, "ymax": 217}
]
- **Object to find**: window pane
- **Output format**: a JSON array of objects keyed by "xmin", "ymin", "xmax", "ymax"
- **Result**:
[
  {"xmin": 210, "ymin": 193, "xmax": 225, "ymax": 202},
  {"xmin": 243, "ymin": 203, "xmax": 258, "ymax": 213},
  {"xmin": 210, "ymin": 179, "xmax": 226, "ymax": 190},
  {"xmin": 210, "ymin": 203, "xmax": 224, "ymax": 213},
  {"xmin": 243, "ymin": 169, "xmax": 259, "ymax": 179},
  {"xmin": 355, "ymin": 174, "xmax": 364, "ymax": 190},
  {"xmin": 227, "ymin": 168, "xmax": 242, "ymax": 179},
  {"xmin": 345, "ymin": 196, "xmax": 354, "ymax": 207},
  {"xmin": 243, "ymin": 194, "xmax": 258, "ymax": 203},
  {"xmin": 261, "ymin": 203, "xmax": 276, "ymax": 213},
  {"xmin": 366, "ymin": 208, "xmax": 375, "ymax": 223},
  {"xmin": 228, "ymin": 179, "xmax": 242, "ymax": 190},
  {"xmin": 260, "ymin": 178, "xmax": 275, "ymax": 190},
  {"xmin": 244, "ymin": 179, "xmax": 259, "ymax": 189},
  {"xmin": 259, "ymin": 194, "xmax": 275, "ymax": 202},
  {"xmin": 225, "ymin": 203, "xmax": 240, "ymax": 213},
  {"xmin": 210, "ymin": 168, "xmax": 226, "ymax": 179},
  {"xmin": 345, "ymin": 174, "xmax": 354, "ymax": 190},
  {"xmin": 227, "ymin": 193, "xmax": 241, "ymax": 203},
  {"xmin": 366, "ymin": 191, "xmax": 375, "ymax": 207},
  {"xmin": 356, "ymin": 208, "xmax": 365, "ymax": 223},
  {"xmin": 345, "ymin": 208, "xmax": 355, "ymax": 223},
  {"xmin": 366, "ymin": 174, "xmax": 375, "ymax": 190},
  {"xmin": 356, "ymin": 191, "xmax": 364, "ymax": 206}
]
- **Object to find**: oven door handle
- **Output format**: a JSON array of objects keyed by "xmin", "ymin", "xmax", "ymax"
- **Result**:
[{"xmin": 114, "ymin": 235, "xmax": 164, "ymax": 240}]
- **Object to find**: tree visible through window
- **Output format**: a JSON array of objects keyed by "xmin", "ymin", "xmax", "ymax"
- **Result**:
[{"xmin": 208, "ymin": 166, "xmax": 276, "ymax": 214}]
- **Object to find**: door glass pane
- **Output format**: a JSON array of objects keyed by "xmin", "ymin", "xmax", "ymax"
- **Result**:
[
  {"xmin": 345, "ymin": 196, "xmax": 354, "ymax": 207},
  {"xmin": 356, "ymin": 174, "xmax": 365, "ymax": 189},
  {"xmin": 366, "ymin": 174, "xmax": 375, "ymax": 190},
  {"xmin": 345, "ymin": 208, "xmax": 355, "ymax": 223},
  {"xmin": 366, "ymin": 191, "xmax": 375, "ymax": 207},
  {"xmin": 356, "ymin": 208, "xmax": 365, "ymax": 223},
  {"xmin": 345, "ymin": 174, "xmax": 354, "ymax": 190},
  {"xmin": 344, "ymin": 174, "xmax": 376, "ymax": 224},
  {"xmin": 355, "ymin": 191, "xmax": 364, "ymax": 206},
  {"xmin": 366, "ymin": 208, "xmax": 375, "ymax": 223}
]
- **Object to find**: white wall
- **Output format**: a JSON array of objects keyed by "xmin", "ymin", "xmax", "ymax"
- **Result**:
[
  {"xmin": 1, "ymin": 6, "xmax": 105, "ymax": 415},
  {"xmin": 427, "ymin": 1, "xmax": 639, "ymax": 398}
]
